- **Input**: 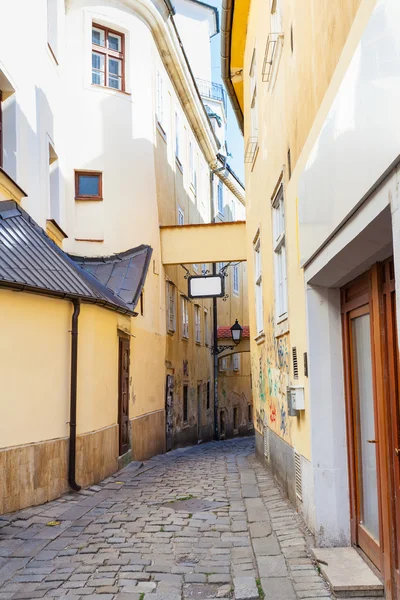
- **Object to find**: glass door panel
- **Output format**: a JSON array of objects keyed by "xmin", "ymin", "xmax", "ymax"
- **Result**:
[{"xmin": 352, "ymin": 314, "xmax": 380, "ymax": 542}]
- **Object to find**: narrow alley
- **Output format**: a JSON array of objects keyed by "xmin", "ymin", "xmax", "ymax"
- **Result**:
[{"xmin": 0, "ymin": 439, "xmax": 332, "ymax": 600}]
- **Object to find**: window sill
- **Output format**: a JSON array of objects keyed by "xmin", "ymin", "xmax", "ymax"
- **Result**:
[
  {"xmin": 254, "ymin": 332, "xmax": 265, "ymax": 345},
  {"xmin": 233, "ymin": 291, "xmax": 240, "ymax": 297},
  {"xmin": 251, "ymin": 145, "xmax": 260, "ymax": 171},
  {"xmin": 182, "ymin": 336, "xmax": 189, "ymax": 342},
  {"xmin": 276, "ymin": 315, "xmax": 289, "ymax": 336},
  {"xmin": 75, "ymin": 237, "xmax": 104, "ymax": 243},
  {"xmin": 91, "ymin": 84, "xmax": 131, "ymax": 97},
  {"xmin": 75, "ymin": 196, "xmax": 103, "ymax": 202},
  {"xmin": 157, "ymin": 121, "xmax": 167, "ymax": 142},
  {"xmin": 167, "ymin": 329, "xmax": 175, "ymax": 336},
  {"xmin": 176, "ymin": 156, "xmax": 183, "ymax": 173},
  {"xmin": 190, "ymin": 183, "xmax": 197, "ymax": 196},
  {"xmin": 47, "ymin": 43, "xmax": 59, "ymax": 66}
]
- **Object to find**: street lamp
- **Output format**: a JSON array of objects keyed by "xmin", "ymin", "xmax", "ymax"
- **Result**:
[
  {"xmin": 211, "ymin": 319, "xmax": 243, "ymax": 355},
  {"xmin": 230, "ymin": 319, "xmax": 243, "ymax": 345}
]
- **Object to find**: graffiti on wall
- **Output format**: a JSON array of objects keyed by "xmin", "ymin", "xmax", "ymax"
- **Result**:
[{"xmin": 251, "ymin": 310, "xmax": 291, "ymax": 443}]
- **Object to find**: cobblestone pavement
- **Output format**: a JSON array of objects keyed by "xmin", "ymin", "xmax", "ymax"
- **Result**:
[{"xmin": 0, "ymin": 438, "xmax": 334, "ymax": 600}]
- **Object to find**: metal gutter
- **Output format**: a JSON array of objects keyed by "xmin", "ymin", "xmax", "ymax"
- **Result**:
[{"xmin": 221, "ymin": 0, "xmax": 244, "ymax": 134}]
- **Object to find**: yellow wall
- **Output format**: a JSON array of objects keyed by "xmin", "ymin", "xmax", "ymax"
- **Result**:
[
  {"xmin": 237, "ymin": 0, "xmax": 363, "ymax": 460},
  {"xmin": 0, "ymin": 290, "xmax": 124, "ymax": 449}
]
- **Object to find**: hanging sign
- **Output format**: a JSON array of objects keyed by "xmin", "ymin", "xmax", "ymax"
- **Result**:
[{"xmin": 188, "ymin": 274, "xmax": 225, "ymax": 299}]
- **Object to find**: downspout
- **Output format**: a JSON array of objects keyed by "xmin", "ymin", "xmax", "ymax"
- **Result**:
[
  {"xmin": 68, "ymin": 299, "xmax": 81, "ymax": 492},
  {"xmin": 210, "ymin": 171, "xmax": 220, "ymax": 441}
]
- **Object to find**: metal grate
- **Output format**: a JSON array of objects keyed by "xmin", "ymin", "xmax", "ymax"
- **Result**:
[
  {"xmin": 294, "ymin": 451, "xmax": 303, "ymax": 501},
  {"xmin": 263, "ymin": 425, "xmax": 269, "ymax": 458},
  {"xmin": 244, "ymin": 138, "xmax": 258, "ymax": 163},
  {"xmin": 262, "ymin": 33, "xmax": 279, "ymax": 82},
  {"xmin": 292, "ymin": 347, "xmax": 299, "ymax": 379},
  {"xmin": 304, "ymin": 352, "xmax": 308, "ymax": 377}
]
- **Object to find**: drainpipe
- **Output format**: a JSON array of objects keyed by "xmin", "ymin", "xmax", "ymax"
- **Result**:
[
  {"xmin": 68, "ymin": 299, "xmax": 81, "ymax": 492},
  {"xmin": 210, "ymin": 171, "xmax": 220, "ymax": 441}
]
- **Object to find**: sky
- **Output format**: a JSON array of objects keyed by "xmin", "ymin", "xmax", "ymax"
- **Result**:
[{"xmin": 209, "ymin": 0, "xmax": 245, "ymax": 182}]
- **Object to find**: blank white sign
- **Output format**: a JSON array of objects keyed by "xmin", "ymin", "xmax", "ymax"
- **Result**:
[{"xmin": 189, "ymin": 276, "xmax": 223, "ymax": 298}]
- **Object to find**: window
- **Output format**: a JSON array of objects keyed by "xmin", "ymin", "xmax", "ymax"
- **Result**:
[
  {"xmin": 75, "ymin": 171, "xmax": 102, "ymax": 200},
  {"xmin": 254, "ymin": 234, "xmax": 264, "ymax": 334},
  {"xmin": 156, "ymin": 71, "xmax": 164, "ymax": 130},
  {"xmin": 92, "ymin": 24, "xmax": 124, "ymax": 91},
  {"xmin": 272, "ymin": 185, "xmax": 287, "ymax": 319},
  {"xmin": 47, "ymin": 0, "xmax": 61, "ymax": 62},
  {"xmin": 204, "ymin": 310, "xmax": 209, "ymax": 346},
  {"xmin": 181, "ymin": 296, "xmax": 189, "ymax": 339},
  {"xmin": 189, "ymin": 142, "xmax": 197, "ymax": 191},
  {"xmin": 220, "ymin": 356, "xmax": 229, "ymax": 371},
  {"xmin": 175, "ymin": 112, "xmax": 181, "ymax": 163},
  {"xmin": 250, "ymin": 51, "xmax": 258, "ymax": 140},
  {"xmin": 206, "ymin": 382, "xmax": 210, "ymax": 409},
  {"xmin": 233, "ymin": 264, "xmax": 239, "ymax": 295},
  {"xmin": 183, "ymin": 384, "xmax": 188, "ymax": 422},
  {"xmin": 217, "ymin": 179, "xmax": 223, "ymax": 214},
  {"xmin": 195, "ymin": 305, "xmax": 201, "ymax": 343},
  {"xmin": 193, "ymin": 264, "xmax": 198, "ymax": 273},
  {"xmin": 270, "ymin": 0, "xmax": 283, "ymax": 33},
  {"xmin": 248, "ymin": 404, "xmax": 253, "ymax": 423},
  {"xmin": 167, "ymin": 282, "xmax": 176, "ymax": 332},
  {"xmin": 178, "ymin": 206, "xmax": 184, "ymax": 225},
  {"xmin": 232, "ymin": 200, "xmax": 236, "ymax": 221},
  {"xmin": 48, "ymin": 143, "xmax": 60, "ymax": 222},
  {"xmin": 233, "ymin": 353, "xmax": 240, "ymax": 371}
]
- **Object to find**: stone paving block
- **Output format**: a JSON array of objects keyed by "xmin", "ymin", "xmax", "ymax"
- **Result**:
[
  {"xmin": 144, "ymin": 594, "xmax": 181, "ymax": 600},
  {"xmin": 252, "ymin": 534, "xmax": 280, "ymax": 557},
  {"xmin": 257, "ymin": 555, "xmax": 288, "ymax": 578},
  {"xmin": 233, "ymin": 576, "xmax": 258, "ymax": 600},
  {"xmin": 208, "ymin": 574, "xmax": 231, "ymax": 584},
  {"xmin": 249, "ymin": 522, "xmax": 271, "ymax": 538},
  {"xmin": 185, "ymin": 574, "xmax": 207, "ymax": 583},
  {"xmin": 260, "ymin": 577, "xmax": 296, "ymax": 600}
]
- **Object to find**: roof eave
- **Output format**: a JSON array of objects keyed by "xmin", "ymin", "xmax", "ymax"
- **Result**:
[{"xmin": 221, "ymin": 0, "xmax": 244, "ymax": 134}]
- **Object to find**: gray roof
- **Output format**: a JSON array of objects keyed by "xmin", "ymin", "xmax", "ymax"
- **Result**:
[
  {"xmin": 0, "ymin": 200, "xmax": 135, "ymax": 315},
  {"xmin": 71, "ymin": 245, "xmax": 153, "ymax": 311}
]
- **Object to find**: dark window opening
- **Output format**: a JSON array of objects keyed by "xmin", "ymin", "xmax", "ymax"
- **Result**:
[
  {"xmin": 287, "ymin": 148, "xmax": 292, "ymax": 180},
  {"xmin": 233, "ymin": 407, "xmax": 238, "ymax": 431},
  {"xmin": 220, "ymin": 410, "xmax": 225, "ymax": 435},
  {"xmin": 140, "ymin": 290, "xmax": 144, "ymax": 316},
  {"xmin": 75, "ymin": 171, "xmax": 102, "ymax": 200},
  {"xmin": 183, "ymin": 384, "xmax": 188, "ymax": 422},
  {"xmin": 206, "ymin": 381, "xmax": 210, "ymax": 409},
  {"xmin": 290, "ymin": 25, "xmax": 294, "ymax": 53},
  {"xmin": 248, "ymin": 404, "xmax": 253, "ymax": 423}
]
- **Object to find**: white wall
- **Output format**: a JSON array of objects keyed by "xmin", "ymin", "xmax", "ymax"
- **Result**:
[{"xmin": 298, "ymin": 0, "xmax": 400, "ymax": 266}]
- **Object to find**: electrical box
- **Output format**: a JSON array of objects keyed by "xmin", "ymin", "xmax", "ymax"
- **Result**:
[
  {"xmin": 287, "ymin": 388, "xmax": 298, "ymax": 417},
  {"xmin": 290, "ymin": 386, "xmax": 305, "ymax": 411}
]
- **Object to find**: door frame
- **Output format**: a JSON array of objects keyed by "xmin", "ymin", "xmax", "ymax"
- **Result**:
[
  {"xmin": 118, "ymin": 335, "xmax": 130, "ymax": 457},
  {"xmin": 341, "ymin": 263, "xmax": 397, "ymax": 597}
]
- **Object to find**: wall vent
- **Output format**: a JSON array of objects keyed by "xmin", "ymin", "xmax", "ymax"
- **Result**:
[
  {"xmin": 292, "ymin": 347, "xmax": 299, "ymax": 379},
  {"xmin": 294, "ymin": 451, "xmax": 303, "ymax": 501},
  {"xmin": 263, "ymin": 425, "xmax": 269, "ymax": 458},
  {"xmin": 304, "ymin": 352, "xmax": 308, "ymax": 377}
]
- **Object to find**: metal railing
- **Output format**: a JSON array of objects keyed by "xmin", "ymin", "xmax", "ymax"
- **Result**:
[{"xmin": 196, "ymin": 79, "xmax": 227, "ymax": 114}]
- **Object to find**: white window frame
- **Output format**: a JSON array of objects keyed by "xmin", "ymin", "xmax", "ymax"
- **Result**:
[
  {"xmin": 233, "ymin": 353, "xmax": 240, "ymax": 372},
  {"xmin": 217, "ymin": 179, "xmax": 223, "ymax": 215},
  {"xmin": 178, "ymin": 206, "xmax": 184, "ymax": 225},
  {"xmin": 167, "ymin": 282, "xmax": 176, "ymax": 333},
  {"xmin": 189, "ymin": 141, "xmax": 197, "ymax": 191},
  {"xmin": 254, "ymin": 233, "xmax": 264, "ymax": 335},
  {"xmin": 220, "ymin": 356, "xmax": 229, "ymax": 371},
  {"xmin": 195, "ymin": 305, "xmax": 201, "ymax": 343},
  {"xmin": 233, "ymin": 264, "xmax": 240, "ymax": 296},
  {"xmin": 181, "ymin": 296, "xmax": 189, "ymax": 339},
  {"xmin": 175, "ymin": 111, "xmax": 181, "ymax": 163},
  {"xmin": 156, "ymin": 71, "xmax": 164, "ymax": 130},
  {"xmin": 272, "ymin": 184, "xmax": 288, "ymax": 321},
  {"xmin": 204, "ymin": 309, "xmax": 209, "ymax": 346}
]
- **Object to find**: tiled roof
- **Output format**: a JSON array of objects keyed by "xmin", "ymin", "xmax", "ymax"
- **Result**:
[
  {"xmin": 217, "ymin": 325, "xmax": 250, "ymax": 339},
  {"xmin": 71, "ymin": 245, "xmax": 152, "ymax": 311},
  {"xmin": 0, "ymin": 200, "xmax": 134, "ymax": 315}
]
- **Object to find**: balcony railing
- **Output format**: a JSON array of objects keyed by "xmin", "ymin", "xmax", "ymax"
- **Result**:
[{"xmin": 196, "ymin": 79, "xmax": 227, "ymax": 114}]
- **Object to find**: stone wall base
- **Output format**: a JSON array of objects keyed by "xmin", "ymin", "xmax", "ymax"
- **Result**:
[
  {"xmin": 0, "ymin": 424, "xmax": 118, "ymax": 515},
  {"xmin": 255, "ymin": 427, "xmax": 296, "ymax": 506},
  {"xmin": 131, "ymin": 410, "xmax": 165, "ymax": 461}
]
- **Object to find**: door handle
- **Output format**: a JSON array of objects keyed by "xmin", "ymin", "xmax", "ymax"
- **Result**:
[
  {"xmin": 395, "ymin": 448, "xmax": 400, "ymax": 456},
  {"xmin": 367, "ymin": 439, "xmax": 378, "ymax": 444}
]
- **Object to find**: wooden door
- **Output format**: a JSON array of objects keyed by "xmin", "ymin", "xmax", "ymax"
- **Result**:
[
  {"xmin": 382, "ymin": 259, "xmax": 400, "ymax": 597},
  {"xmin": 197, "ymin": 384, "xmax": 202, "ymax": 442},
  {"xmin": 342, "ymin": 274, "xmax": 383, "ymax": 570},
  {"xmin": 118, "ymin": 337, "xmax": 130, "ymax": 456},
  {"xmin": 165, "ymin": 375, "xmax": 174, "ymax": 452}
]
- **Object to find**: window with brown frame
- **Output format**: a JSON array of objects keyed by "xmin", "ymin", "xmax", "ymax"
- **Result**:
[
  {"xmin": 92, "ymin": 24, "xmax": 125, "ymax": 91},
  {"xmin": 75, "ymin": 171, "xmax": 103, "ymax": 200}
]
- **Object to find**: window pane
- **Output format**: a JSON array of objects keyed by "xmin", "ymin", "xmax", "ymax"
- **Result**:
[
  {"xmin": 108, "ymin": 33, "xmax": 122, "ymax": 52},
  {"xmin": 78, "ymin": 174, "xmax": 100, "ymax": 197},
  {"xmin": 92, "ymin": 27, "xmax": 105, "ymax": 46},
  {"xmin": 108, "ymin": 58, "xmax": 122, "ymax": 89},
  {"xmin": 92, "ymin": 52, "xmax": 105, "ymax": 86}
]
